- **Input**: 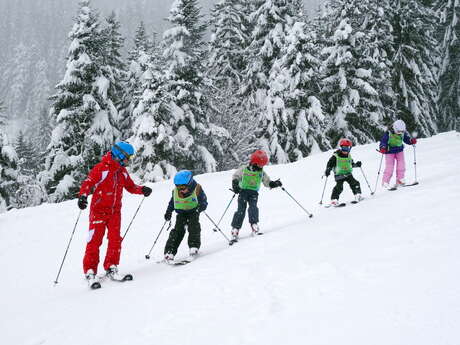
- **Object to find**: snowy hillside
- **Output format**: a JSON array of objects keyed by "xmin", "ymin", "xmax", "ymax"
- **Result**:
[{"xmin": 1, "ymin": 132, "xmax": 460, "ymax": 345}]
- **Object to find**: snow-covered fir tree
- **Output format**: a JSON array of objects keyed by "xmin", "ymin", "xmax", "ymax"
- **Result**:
[
  {"xmin": 102, "ymin": 11, "xmax": 126, "ymax": 133},
  {"xmin": 133, "ymin": 0, "xmax": 226, "ymax": 176},
  {"xmin": 0, "ymin": 43, "xmax": 32, "ymax": 129},
  {"xmin": 23, "ymin": 59, "xmax": 52, "ymax": 137},
  {"xmin": 436, "ymin": 0, "xmax": 460, "ymax": 131},
  {"xmin": 390, "ymin": 0, "xmax": 439, "ymax": 136},
  {"xmin": 15, "ymin": 131, "xmax": 38, "ymax": 176},
  {"xmin": 41, "ymin": 0, "xmax": 119, "ymax": 202},
  {"xmin": 266, "ymin": 20, "xmax": 331, "ymax": 162},
  {"xmin": 245, "ymin": 0, "xmax": 306, "ymax": 163},
  {"xmin": 0, "ymin": 101, "xmax": 19, "ymax": 212},
  {"xmin": 320, "ymin": 0, "xmax": 392, "ymax": 146},
  {"xmin": 206, "ymin": 0, "xmax": 258, "ymax": 169},
  {"xmin": 119, "ymin": 22, "xmax": 153, "ymax": 140}
]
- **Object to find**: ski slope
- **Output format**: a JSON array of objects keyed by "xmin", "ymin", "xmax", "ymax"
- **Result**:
[{"xmin": 1, "ymin": 132, "xmax": 459, "ymax": 345}]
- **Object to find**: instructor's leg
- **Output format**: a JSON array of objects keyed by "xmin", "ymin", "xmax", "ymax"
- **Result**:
[
  {"xmin": 83, "ymin": 212, "xmax": 107, "ymax": 274},
  {"xmin": 104, "ymin": 212, "xmax": 122, "ymax": 271}
]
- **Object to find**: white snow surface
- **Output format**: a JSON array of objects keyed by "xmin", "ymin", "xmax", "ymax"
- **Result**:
[{"xmin": 1, "ymin": 132, "xmax": 460, "ymax": 345}]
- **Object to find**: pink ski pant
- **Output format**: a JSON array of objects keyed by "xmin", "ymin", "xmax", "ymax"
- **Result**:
[{"xmin": 382, "ymin": 151, "xmax": 406, "ymax": 184}]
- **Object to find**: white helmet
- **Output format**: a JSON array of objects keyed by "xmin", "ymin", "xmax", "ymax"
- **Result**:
[{"xmin": 392, "ymin": 119, "xmax": 406, "ymax": 133}]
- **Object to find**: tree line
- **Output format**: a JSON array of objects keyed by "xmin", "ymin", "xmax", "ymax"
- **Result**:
[{"xmin": 0, "ymin": 0, "xmax": 458, "ymax": 212}]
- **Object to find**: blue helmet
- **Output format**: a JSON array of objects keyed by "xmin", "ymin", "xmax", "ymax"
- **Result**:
[
  {"xmin": 174, "ymin": 170, "xmax": 193, "ymax": 186},
  {"xmin": 111, "ymin": 142, "xmax": 135, "ymax": 163}
]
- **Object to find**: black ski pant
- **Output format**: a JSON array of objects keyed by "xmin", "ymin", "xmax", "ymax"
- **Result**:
[
  {"xmin": 331, "ymin": 174, "xmax": 361, "ymax": 200},
  {"xmin": 164, "ymin": 211, "xmax": 201, "ymax": 255},
  {"xmin": 231, "ymin": 189, "xmax": 259, "ymax": 229}
]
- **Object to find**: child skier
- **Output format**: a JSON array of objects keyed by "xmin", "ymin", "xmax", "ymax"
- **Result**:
[
  {"xmin": 230, "ymin": 150, "xmax": 282, "ymax": 242},
  {"xmin": 163, "ymin": 170, "xmax": 207, "ymax": 263},
  {"xmin": 379, "ymin": 119, "xmax": 417, "ymax": 189},
  {"xmin": 324, "ymin": 138, "xmax": 362, "ymax": 206}
]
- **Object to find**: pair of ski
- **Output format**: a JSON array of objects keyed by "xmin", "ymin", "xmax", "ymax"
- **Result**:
[
  {"xmin": 157, "ymin": 255, "xmax": 198, "ymax": 266},
  {"xmin": 324, "ymin": 199, "xmax": 362, "ymax": 208},
  {"xmin": 89, "ymin": 272, "xmax": 133, "ymax": 290},
  {"xmin": 229, "ymin": 231, "xmax": 263, "ymax": 245},
  {"xmin": 387, "ymin": 181, "xmax": 419, "ymax": 191}
]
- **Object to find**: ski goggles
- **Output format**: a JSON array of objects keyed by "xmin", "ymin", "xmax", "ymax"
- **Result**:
[
  {"xmin": 177, "ymin": 185, "xmax": 189, "ymax": 191},
  {"xmin": 340, "ymin": 146, "xmax": 351, "ymax": 152}
]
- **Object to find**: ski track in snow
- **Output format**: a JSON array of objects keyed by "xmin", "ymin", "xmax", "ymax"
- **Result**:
[{"xmin": 1, "ymin": 132, "xmax": 460, "ymax": 345}]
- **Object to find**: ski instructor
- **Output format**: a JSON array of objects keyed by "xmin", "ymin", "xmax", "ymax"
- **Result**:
[{"xmin": 77, "ymin": 141, "xmax": 152, "ymax": 285}]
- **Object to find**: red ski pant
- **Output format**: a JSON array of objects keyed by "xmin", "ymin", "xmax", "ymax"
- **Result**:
[{"xmin": 83, "ymin": 210, "xmax": 121, "ymax": 274}]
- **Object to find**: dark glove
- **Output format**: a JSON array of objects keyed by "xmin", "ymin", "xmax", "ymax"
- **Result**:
[
  {"xmin": 197, "ymin": 204, "xmax": 206, "ymax": 213},
  {"xmin": 232, "ymin": 180, "xmax": 241, "ymax": 194},
  {"xmin": 269, "ymin": 180, "xmax": 282, "ymax": 188},
  {"xmin": 410, "ymin": 138, "xmax": 417, "ymax": 145},
  {"xmin": 379, "ymin": 147, "xmax": 387, "ymax": 154},
  {"xmin": 354, "ymin": 161, "xmax": 362, "ymax": 168},
  {"xmin": 164, "ymin": 211, "xmax": 172, "ymax": 221},
  {"xmin": 325, "ymin": 169, "xmax": 331, "ymax": 177},
  {"xmin": 142, "ymin": 186, "xmax": 152, "ymax": 197},
  {"xmin": 78, "ymin": 195, "xmax": 88, "ymax": 210}
]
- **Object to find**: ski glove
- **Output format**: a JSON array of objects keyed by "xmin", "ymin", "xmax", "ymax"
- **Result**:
[
  {"xmin": 325, "ymin": 169, "xmax": 331, "ymax": 177},
  {"xmin": 78, "ymin": 195, "xmax": 88, "ymax": 210},
  {"xmin": 232, "ymin": 180, "xmax": 241, "ymax": 194},
  {"xmin": 142, "ymin": 186, "xmax": 152, "ymax": 197},
  {"xmin": 379, "ymin": 147, "xmax": 387, "ymax": 154},
  {"xmin": 269, "ymin": 180, "xmax": 282, "ymax": 188},
  {"xmin": 197, "ymin": 204, "xmax": 206, "ymax": 213},
  {"xmin": 354, "ymin": 161, "xmax": 362, "ymax": 168},
  {"xmin": 410, "ymin": 138, "xmax": 417, "ymax": 145},
  {"xmin": 164, "ymin": 211, "xmax": 172, "ymax": 221}
]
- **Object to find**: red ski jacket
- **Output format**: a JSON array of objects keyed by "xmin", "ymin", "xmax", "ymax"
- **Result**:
[{"xmin": 79, "ymin": 152, "xmax": 143, "ymax": 213}]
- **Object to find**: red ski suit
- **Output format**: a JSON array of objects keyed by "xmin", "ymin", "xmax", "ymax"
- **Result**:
[{"xmin": 79, "ymin": 152, "xmax": 143, "ymax": 273}]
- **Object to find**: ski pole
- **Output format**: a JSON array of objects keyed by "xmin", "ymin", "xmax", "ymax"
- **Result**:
[
  {"xmin": 359, "ymin": 167, "xmax": 372, "ymax": 194},
  {"xmin": 281, "ymin": 187, "xmax": 313, "ymax": 218},
  {"xmin": 319, "ymin": 175, "xmax": 328, "ymax": 205},
  {"xmin": 213, "ymin": 189, "xmax": 236, "ymax": 232},
  {"xmin": 412, "ymin": 145, "xmax": 418, "ymax": 184},
  {"xmin": 145, "ymin": 220, "xmax": 171, "ymax": 259},
  {"xmin": 122, "ymin": 196, "xmax": 145, "ymax": 241},
  {"xmin": 372, "ymin": 152, "xmax": 384, "ymax": 195},
  {"xmin": 203, "ymin": 211, "xmax": 232, "ymax": 245},
  {"xmin": 53, "ymin": 210, "xmax": 82, "ymax": 285}
]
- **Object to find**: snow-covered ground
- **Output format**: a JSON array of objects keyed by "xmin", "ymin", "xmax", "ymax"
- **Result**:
[{"xmin": 1, "ymin": 132, "xmax": 459, "ymax": 345}]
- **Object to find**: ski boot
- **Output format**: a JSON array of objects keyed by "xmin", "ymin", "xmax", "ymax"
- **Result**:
[
  {"xmin": 250, "ymin": 223, "xmax": 261, "ymax": 236},
  {"xmin": 231, "ymin": 228, "xmax": 239, "ymax": 242},
  {"xmin": 85, "ymin": 269, "xmax": 101, "ymax": 289},
  {"xmin": 396, "ymin": 179, "xmax": 406, "ymax": 187},
  {"xmin": 164, "ymin": 252, "xmax": 175, "ymax": 265}
]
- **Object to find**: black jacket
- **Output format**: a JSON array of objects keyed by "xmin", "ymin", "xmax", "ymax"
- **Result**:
[{"xmin": 325, "ymin": 150, "xmax": 359, "ymax": 177}]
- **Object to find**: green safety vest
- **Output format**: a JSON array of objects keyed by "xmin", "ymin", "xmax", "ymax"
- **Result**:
[
  {"xmin": 173, "ymin": 187, "xmax": 199, "ymax": 210},
  {"xmin": 239, "ymin": 167, "xmax": 263, "ymax": 191},
  {"xmin": 388, "ymin": 133, "xmax": 403, "ymax": 147},
  {"xmin": 334, "ymin": 154, "xmax": 353, "ymax": 175}
]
